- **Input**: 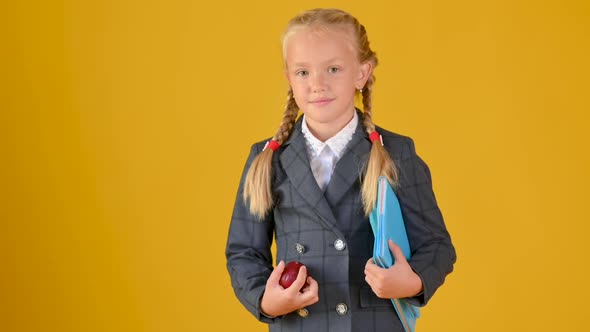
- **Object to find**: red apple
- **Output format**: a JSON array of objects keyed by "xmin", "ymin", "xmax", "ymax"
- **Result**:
[{"xmin": 279, "ymin": 261, "xmax": 310, "ymax": 290}]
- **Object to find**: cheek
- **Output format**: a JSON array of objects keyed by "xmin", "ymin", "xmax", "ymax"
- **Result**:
[
  {"xmin": 290, "ymin": 84, "xmax": 307, "ymax": 99},
  {"xmin": 333, "ymin": 74, "xmax": 356, "ymax": 89},
  {"xmin": 334, "ymin": 79, "xmax": 356, "ymax": 95},
  {"xmin": 290, "ymin": 80, "xmax": 306, "ymax": 91},
  {"xmin": 289, "ymin": 89, "xmax": 305, "ymax": 109}
]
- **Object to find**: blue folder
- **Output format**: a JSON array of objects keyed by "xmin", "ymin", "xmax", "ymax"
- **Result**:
[{"xmin": 369, "ymin": 176, "xmax": 421, "ymax": 332}]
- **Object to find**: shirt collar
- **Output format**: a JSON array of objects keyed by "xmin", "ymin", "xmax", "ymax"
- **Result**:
[{"xmin": 301, "ymin": 111, "xmax": 358, "ymax": 160}]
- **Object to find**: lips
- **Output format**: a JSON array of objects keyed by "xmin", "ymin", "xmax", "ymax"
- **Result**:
[{"xmin": 309, "ymin": 98, "xmax": 334, "ymax": 105}]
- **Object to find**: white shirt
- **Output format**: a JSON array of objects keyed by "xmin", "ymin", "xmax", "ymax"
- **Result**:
[{"xmin": 301, "ymin": 111, "xmax": 358, "ymax": 191}]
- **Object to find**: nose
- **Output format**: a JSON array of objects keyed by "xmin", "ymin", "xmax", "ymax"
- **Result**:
[{"xmin": 310, "ymin": 72, "xmax": 327, "ymax": 93}]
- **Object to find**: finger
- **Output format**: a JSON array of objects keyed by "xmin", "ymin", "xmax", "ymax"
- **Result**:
[
  {"xmin": 267, "ymin": 260, "xmax": 285, "ymax": 286},
  {"xmin": 365, "ymin": 275, "xmax": 386, "ymax": 298},
  {"xmin": 364, "ymin": 258, "xmax": 382, "ymax": 277},
  {"xmin": 388, "ymin": 239, "xmax": 407, "ymax": 264},
  {"xmin": 301, "ymin": 276, "xmax": 318, "ymax": 293},
  {"xmin": 300, "ymin": 277, "xmax": 319, "ymax": 306},
  {"xmin": 364, "ymin": 257, "xmax": 376, "ymax": 276},
  {"xmin": 300, "ymin": 276, "xmax": 314, "ymax": 292},
  {"xmin": 365, "ymin": 274, "xmax": 375, "ymax": 289},
  {"xmin": 288, "ymin": 265, "xmax": 308, "ymax": 293}
]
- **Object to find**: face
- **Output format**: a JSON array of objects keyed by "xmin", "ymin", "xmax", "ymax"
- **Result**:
[{"xmin": 284, "ymin": 26, "xmax": 371, "ymax": 134}]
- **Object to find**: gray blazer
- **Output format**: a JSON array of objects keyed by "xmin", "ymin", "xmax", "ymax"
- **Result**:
[{"xmin": 226, "ymin": 111, "xmax": 456, "ymax": 332}]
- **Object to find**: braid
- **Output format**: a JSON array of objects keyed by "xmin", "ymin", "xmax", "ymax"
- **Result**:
[
  {"xmin": 361, "ymin": 75, "xmax": 376, "ymax": 132},
  {"xmin": 359, "ymin": 58, "xmax": 399, "ymax": 216},
  {"xmin": 273, "ymin": 89, "xmax": 299, "ymax": 144},
  {"xmin": 243, "ymin": 89, "xmax": 299, "ymax": 219}
]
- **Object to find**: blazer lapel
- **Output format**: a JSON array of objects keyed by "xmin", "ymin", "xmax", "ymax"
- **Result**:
[
  {"xmin": 324, "ymin": 112, "xmax": 372, "ymax": 208},
  {"xmin": 279, "ymin": 118, "xmax": 339, "ymax": 228}
]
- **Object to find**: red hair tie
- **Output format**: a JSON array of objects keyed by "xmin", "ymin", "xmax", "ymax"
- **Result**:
[
  {"xmin": 369, "ymin": 131, "xmax": 384, "ymax": 146},
  {"xmin": 263, "ymin": 139, "xmax": 281, "ymax": 152}
]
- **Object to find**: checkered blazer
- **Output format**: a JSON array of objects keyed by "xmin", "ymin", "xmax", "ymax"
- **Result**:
[{"xmin": 226, "ymin": 110, "xmax": 456, "ymax": 332}]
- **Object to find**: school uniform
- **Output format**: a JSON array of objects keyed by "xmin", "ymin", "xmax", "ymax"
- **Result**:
[{"xmin": 225, "ymin": 109, "xmax": 456, "ymax": 332}]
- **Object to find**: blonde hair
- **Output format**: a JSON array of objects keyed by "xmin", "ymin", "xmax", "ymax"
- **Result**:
[{"xmin": 243, "ymin": 8, "xmax": 399, "ymax": 219}]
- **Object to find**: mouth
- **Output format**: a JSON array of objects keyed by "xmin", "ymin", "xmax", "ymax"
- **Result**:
[{"xmin": 309, "ymin": 98, "xmax": 335, "ymax": 106}]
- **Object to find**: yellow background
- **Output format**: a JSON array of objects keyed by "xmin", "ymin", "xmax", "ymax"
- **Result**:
[{"xmin": 2, "ymin": 0, "xmax": 588, "ymax": 331}]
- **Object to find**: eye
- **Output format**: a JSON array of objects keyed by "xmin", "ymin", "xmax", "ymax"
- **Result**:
[
  {"xmin": 328, "ymin": 66, "xmax": 340, "ymax": 74},
  {"xmin": 296, "ymin": 70, "xmax": 309, "ymax": 77}
]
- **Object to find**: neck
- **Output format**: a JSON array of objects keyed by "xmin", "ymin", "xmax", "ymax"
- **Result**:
[{"xmin": 305, "ymin": 109, "xmax": 355, "ymax": 142}]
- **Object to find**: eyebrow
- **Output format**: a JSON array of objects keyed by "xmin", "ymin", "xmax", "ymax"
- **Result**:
[{"xmin": 292, "ymin": 57, "xmax": 344, "ymax": 67}]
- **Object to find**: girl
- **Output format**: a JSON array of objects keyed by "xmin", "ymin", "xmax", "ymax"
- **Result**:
[{"xmin": 226, "ymin": 8, "xmax": 456, "ymax": 332}]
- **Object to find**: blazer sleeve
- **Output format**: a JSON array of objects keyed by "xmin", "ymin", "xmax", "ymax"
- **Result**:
[
  {"xmin": 225, "ymin": 143, "xmax": 276, "ymax": 323},
  {"xmin": 397, "ymin": 137, "xmax": 457, "ymax": 307}
]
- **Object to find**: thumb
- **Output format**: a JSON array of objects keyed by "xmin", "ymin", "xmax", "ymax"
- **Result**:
[
  {"xmin": 288, "ymin": 265, "xmax": 308, "ymax": 292},
  {"xmin": 267, "ymin": 260, "xmax": 285, "ymax": 286},
  {"xmin": 388, "ymin": 239, "xmax": 407, "ymax": 264}
]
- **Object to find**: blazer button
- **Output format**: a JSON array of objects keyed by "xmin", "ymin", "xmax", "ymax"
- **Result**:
[
  {"xmin": 297, "ymin": 308, "xmax": 309, "ymax": 318},
  {"xmin": 335, "ymin": 303, "xmax": 348, "ymax": 315},
  {"xmin": 334, "ymin": 239, "xmax": 346, "ymax": 251},
  {"xmin": 295, "ymin": 243, "xmax": 305, "ymax": 254}
]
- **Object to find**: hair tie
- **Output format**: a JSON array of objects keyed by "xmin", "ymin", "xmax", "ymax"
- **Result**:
[
  {"xmin": 263, "ymin": 139, "xmax": 281, "ymax": 152},
  {"xmin": 369, "ymin": 131, "xmax": 384, "ymax": 146}
]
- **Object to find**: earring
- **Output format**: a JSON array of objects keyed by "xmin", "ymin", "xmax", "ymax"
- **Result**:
[{"xmin": 359, "ymin": 88, "xmax": 363, "ymax": 93}]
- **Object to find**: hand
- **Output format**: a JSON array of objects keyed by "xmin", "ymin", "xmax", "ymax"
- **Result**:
[
  {"xmin": 364, "ymin": 239, "xmax": 423, "ymax": 299},
  {"xmin": 260, "ymin": 261, "xmax": 319, "ymax": 317}
]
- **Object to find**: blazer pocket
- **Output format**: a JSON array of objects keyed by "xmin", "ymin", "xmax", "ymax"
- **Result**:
[{"xmin": 359, "ymin": 286, "xmax": 394, "ymax": 308}]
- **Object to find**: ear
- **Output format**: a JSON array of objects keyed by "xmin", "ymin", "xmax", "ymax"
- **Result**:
[{"xmin": 355, "ymin": 61, "xmax": 373, "ymax": 89}]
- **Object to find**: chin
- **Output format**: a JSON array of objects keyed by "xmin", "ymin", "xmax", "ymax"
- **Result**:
[
  {"xmin": 309, "ymin": 107, "xmax": 352, "ymax": 122},
  {"xmin": 303, "ymin": 110, "xmax": 336, "ymax": 123}
]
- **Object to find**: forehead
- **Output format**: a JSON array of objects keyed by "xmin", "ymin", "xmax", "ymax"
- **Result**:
[{"xmin": 283, "ymin": 26, "xmax": 358, "ymax": 65}]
